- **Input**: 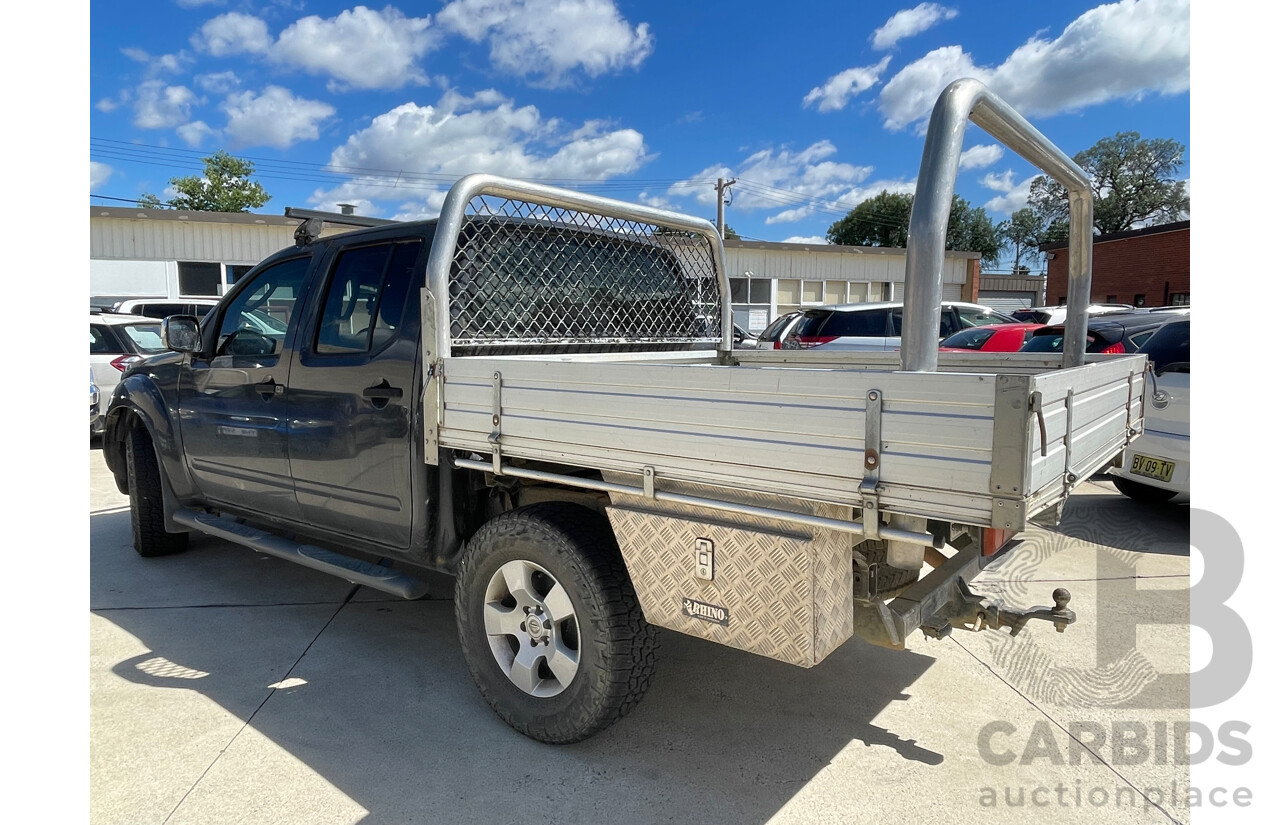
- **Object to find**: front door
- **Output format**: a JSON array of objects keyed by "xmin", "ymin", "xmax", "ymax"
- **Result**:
[
  {"xmin": 286, "ymin": 238, "xmax": 425, "ymax": 549},
  {"xmin": 178, "ymin": 255, "xmax": 312, "ymax": 520}
]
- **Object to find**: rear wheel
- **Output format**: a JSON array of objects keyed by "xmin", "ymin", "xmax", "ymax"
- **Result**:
[
  {"xmin": 455, "ymin": 502, "xmax": 658, "ymax": 744},
  {"xmin": 126, "ymin": 426, "xmax": 188, "ymax": 558},
  {"xmin": 1112, "ymin": 475, "xmax": 1178, "ymax": 504}
]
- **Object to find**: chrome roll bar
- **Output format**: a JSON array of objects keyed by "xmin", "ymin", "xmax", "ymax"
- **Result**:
[{"xmin": 902, "ymin": 78, "xmax": 1093, "ymax": 371}]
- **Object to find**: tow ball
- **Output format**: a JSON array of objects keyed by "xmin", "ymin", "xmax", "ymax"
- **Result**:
[{"xmin": 920, "ymin": 583, "xmax": 1076, "ymax": 639}]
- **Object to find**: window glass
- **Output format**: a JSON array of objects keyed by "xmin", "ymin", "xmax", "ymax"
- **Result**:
[
  {"xmin": 823, "ymin": 309, "xmax": 888, "ymax": 337},
  {"xmin": 956, "ymin": 306, "xmax": 997, "ymax": 328},
  {"xmin": 729, "ymin": 278, "xmax": 749, "ymax": 303},
  {"xmin": 748, "ymin": 278, "xmax": 770, "ymax": 304},
  {"xmin": 848, "ymin": 283, "xmax": 868, "ymax": 302},
  {"xmin": 316, "ymin": 241, "xmax": 422, "ymax": 355},
  {"xmin": 372, "ymin": 242, "xmax": 420, "ymax": 348},
  {"xmin": 939, "ymin": 310, "xmax": 960, "ymax": 338},
  {"xmin": 227, "ymin": 264, "xmax": 255, "ymax": 285},
  {"xmin": 824, "ymin": 281, "xmax": 845, "ymax": 305},
  {"xmin": 90, "ymin": 325, "xmax": 114, "ymax": 354},
  {"xmin": 759, "ymin": 312, "xmax": 798, "ymax": 342},
  {"xmin": 1137, "ymin": 319, "xmax": 1190, "ymax": 373},
  {"xmin": 1127, "ymin": 329, "xmax": 1157, "ymax": 349},
  {"xmin": 941, "ymin": 327, "xmax": 996, "ymax": 350},
  {"xmin": 217, "ymin": 256, "xmax": 310, "ymax": 357},
  {"xmin": 801, "ymin": 281, "xmax": 821, "ymax": 303},
  {"xmin": 178, "ymin": 262, "xmax": 222, "ymax": 296},
  {"xmin": 776, "ymin": 279, "xmax": 799, "ymax": 304},
  {"xmin": 317, "ymin": 245, "xmax": 392, "ymax": 354},
  {"xmin": 888, "ymin": 309, "xmax": 957, "ymax": 338},
  {"xmin": 118, "ymin": 323, "xmax": 165, "ymax": 353}
]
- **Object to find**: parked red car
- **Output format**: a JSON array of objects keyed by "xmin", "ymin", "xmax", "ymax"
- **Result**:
[{"xmin": 939, "ymin": 322, "xmax": 1045, "ymax": 353}]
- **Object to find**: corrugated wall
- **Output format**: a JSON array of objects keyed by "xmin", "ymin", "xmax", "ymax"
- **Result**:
[
  {"xmin": 90, "ymin": 217, "xmax": 300, "ymax": 264},
  {"xmin": 724, "ymin": 246, "xmax": 968, "ymax": 285}
]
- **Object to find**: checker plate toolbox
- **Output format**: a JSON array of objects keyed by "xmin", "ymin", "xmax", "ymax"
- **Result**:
[{"xmin": 428, "ymin": 80, "xmax": 1140, "ymax": 660}]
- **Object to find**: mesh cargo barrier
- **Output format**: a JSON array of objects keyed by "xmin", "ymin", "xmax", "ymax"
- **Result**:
[{"xmin": 446, "ymin": 198, "xmax": 722, "ymax": 353}]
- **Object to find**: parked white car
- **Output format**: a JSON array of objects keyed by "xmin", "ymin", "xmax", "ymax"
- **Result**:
[
  {"xmin": 1109, "ymin": 316, "xmax": 1190, "ymax": 502},
  {"xmin": 91, "ymin": 296, "xmax": 221, "ymax": 319},
  {"xmin": 1010, "ymin": 303, "xmax": 1134, "ymax": 325},
  {"xmin": 90, "ymin": 314, "xmax": 166, "ymax": 411}
]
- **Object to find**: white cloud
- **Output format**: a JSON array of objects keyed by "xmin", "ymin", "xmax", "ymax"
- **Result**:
[
  {"xmin": 177, "ymin": 120, "xmax": 218, "ymax": 147},
  {"xmin": 437, "ymin": 0, "xmax": 653, "ymax": 86},
  {"xmin": 803, "ymin": 57, "xmax": 892, "ymax": 113},
  {"xmin": 979, "ymin": 170, "xmax": 1015, "ymax": 192},
  {"xmin": 872, "ymin": 3, "xmax": 958, "ymax": 50},
  {"xmin": 666, "ymin": 142, "xmax": 909, "ymax": 225},
  {"xmin": 981, "ymin": 174, "xmax": 1036, "ymax": 214},
  {"xmin": 192, "ymin": 12, "xmax": 272, "ymax": 56},
  {"xmin": 176, "ymin": 0, "xmax": 225, "ymax": 7},
  {"xmin": 133, "ymin": 81, "xmax": 197, "ymax": 129},
  {"xmin": 122, "ymin": 47, "xmax": 192, "ymax": 76},
  {"xmin": 312, "ymin": 89, "xmax": 650, "ymax": 209},
  {"xmin": 959, "ymin": 144, "xmax": 1002, "ymax": 170},
  {"xmin": 781, "ymin": 235, "xmax": 828, "ymax": 245},
  {"xmin": 273, "ymin": 6, "xmax": 438, "ymax": 91},
  {"xmin": 194, "ymin": 71, "xmax": 240, "ymax": 94},
  {"xmin": 222, "ymin": 86, "xmax": 336, "ymax": 149},
  {"xmin": 90, "ymin": 161, "xmax": 113, "ymax": 190},
  {"xmin": 878, "ymin": 0, "xmax": 1190, "ymax": 131}
]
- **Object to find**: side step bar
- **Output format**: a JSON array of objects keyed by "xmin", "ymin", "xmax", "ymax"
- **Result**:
[{"xmin": 172, "ymin": 509, "xmax": 429, "ymax": 600}]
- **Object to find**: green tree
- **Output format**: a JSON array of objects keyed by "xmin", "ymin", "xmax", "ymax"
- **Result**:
[
  {"xmin": 139, "ymin": 150, "xmax": 271, "ymax": 212},
  {"xmin": 826, "ymin": 190, "xmax": 1001, "ymax": 267},
  {"xmin": 996, "ymin": 208, "xmax": 1047, "ymax": 272},
  {"xmin": 946, "ymin": 196, "xmax": 1001, "ymax": 267},
  {"xmin": 1028, "ymin": 132, "xmax": 1189, "ymax": 235},
  {"xmin": 724, "ymin": 224, "xmax": 740, "ymax": 240},
  {"xmin": 826, "ymin": 190, "xmax": 913, "ymax": 248}
]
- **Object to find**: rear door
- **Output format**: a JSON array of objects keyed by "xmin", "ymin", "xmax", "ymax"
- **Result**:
[
  {"xmin": 285, "ymin": 236, "xmax": 426, "ymax": 549},
  {"xmin": 177, "ymin": 254, "xmax": 312, "ymax": 520}
]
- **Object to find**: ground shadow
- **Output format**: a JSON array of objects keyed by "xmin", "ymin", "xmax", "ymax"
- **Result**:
[
  {"xmin": 93, "ymin": 509, "xmax": 942, "ymax": 825},
  {"xmin": 1050, "ymin": 480, "xmax": 1189, "ymax": 556}
]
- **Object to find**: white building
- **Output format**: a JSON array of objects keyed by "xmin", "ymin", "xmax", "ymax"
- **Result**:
[{"xmin": 89, "ymin": 207, "xmax": 983, "ymax": 332}]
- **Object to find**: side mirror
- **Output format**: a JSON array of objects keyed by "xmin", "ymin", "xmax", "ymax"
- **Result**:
[{"xmin": 162, "ymin": 316, "xmax": 202, "ymax": 353}]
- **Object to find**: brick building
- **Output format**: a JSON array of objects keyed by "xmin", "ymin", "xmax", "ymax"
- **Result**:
[{"xmin": 1041, "ymin": 220, "xmax": 1189, "ymax": 307}]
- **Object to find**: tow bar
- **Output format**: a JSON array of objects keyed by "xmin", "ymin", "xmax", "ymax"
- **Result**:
[{"xmin": 853, "ymin": 544, "xmax": 1077, "ymax": 649}]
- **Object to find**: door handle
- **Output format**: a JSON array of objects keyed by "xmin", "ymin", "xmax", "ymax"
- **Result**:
[
  {"xmin": 363, "ymin": 380, "xmax": 403, "ymax": 408},
  {"xmin": 255, "ymin": 377, "xmax": 284, "ymax": 401}
]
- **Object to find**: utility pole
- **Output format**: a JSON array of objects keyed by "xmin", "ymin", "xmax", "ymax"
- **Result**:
[{"xmin": 714, "ymin": 177, "xmax": 737, "ymax": 239}]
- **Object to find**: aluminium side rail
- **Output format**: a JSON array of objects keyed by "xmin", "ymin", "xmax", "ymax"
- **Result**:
[
  {"xmin": 902, "ymin": 78, "xmax": 1093, "ymax": 372},
  {"xmin": 423, "ymin": 174, "xmax": 735, "ymax": 358}
]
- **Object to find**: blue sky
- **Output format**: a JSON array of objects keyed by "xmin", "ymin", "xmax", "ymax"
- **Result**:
[{"xmin": 89, "ymin": 0, "xmax": 1190, "ymax": 264}]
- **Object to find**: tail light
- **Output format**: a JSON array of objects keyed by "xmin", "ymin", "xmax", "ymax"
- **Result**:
[
  {"xmin": 792, "ymin": 335, "xmax": 837, "ymax": 349},
  {"xmin": 1099, "ymin": 341, "xmax": 1125, "ymax": 355},
  {"xmin": 983, "ymin": 527, "xmax": 1013, "ymax": 556},
  {"xmin": 110, "ymin": 355, "xmax": 141, "ymax": 372}
]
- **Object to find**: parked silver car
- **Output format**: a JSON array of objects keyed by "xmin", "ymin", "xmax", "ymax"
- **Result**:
[{"xmin": 780, "ymin": 301, "xmax": 1017, "ymax": 351}]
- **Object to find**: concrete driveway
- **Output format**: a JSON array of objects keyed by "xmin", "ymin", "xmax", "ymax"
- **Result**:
[{"xmin": 90, "ymin": 448, "xmax": 1191, "ymax": 824}]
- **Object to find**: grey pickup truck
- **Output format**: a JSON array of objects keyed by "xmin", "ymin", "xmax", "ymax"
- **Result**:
[{"xmin": 102, "ymin": 80, "xmax": 1142, "ymax": 744}]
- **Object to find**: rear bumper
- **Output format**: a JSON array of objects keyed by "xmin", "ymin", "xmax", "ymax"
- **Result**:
[{"xmin": 1110, "ymin": 429, "xmax": 1190, "ymax": 495}]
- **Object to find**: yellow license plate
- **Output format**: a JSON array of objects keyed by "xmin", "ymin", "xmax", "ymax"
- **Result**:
[{"xmin": 1130, "ymin": 454, "xmax": 1175, "ymax": 483}]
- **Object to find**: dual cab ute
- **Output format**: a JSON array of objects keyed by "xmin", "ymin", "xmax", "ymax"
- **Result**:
[{"xmin": 102, "ymin": 81, "xmax": 1145, "ymax": 743}]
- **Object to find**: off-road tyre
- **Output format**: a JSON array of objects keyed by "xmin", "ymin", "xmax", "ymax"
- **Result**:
[
  {"xmin": 857, "ymin": 538, "xmax": 920, "ymax": 592},
  {"xmin": 126, "ymin": 426, "xmax": 188, "ymax": 558},
  {"xmin": 455, "ymin": 502, "xmax": 658, "ymax": 744}
]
